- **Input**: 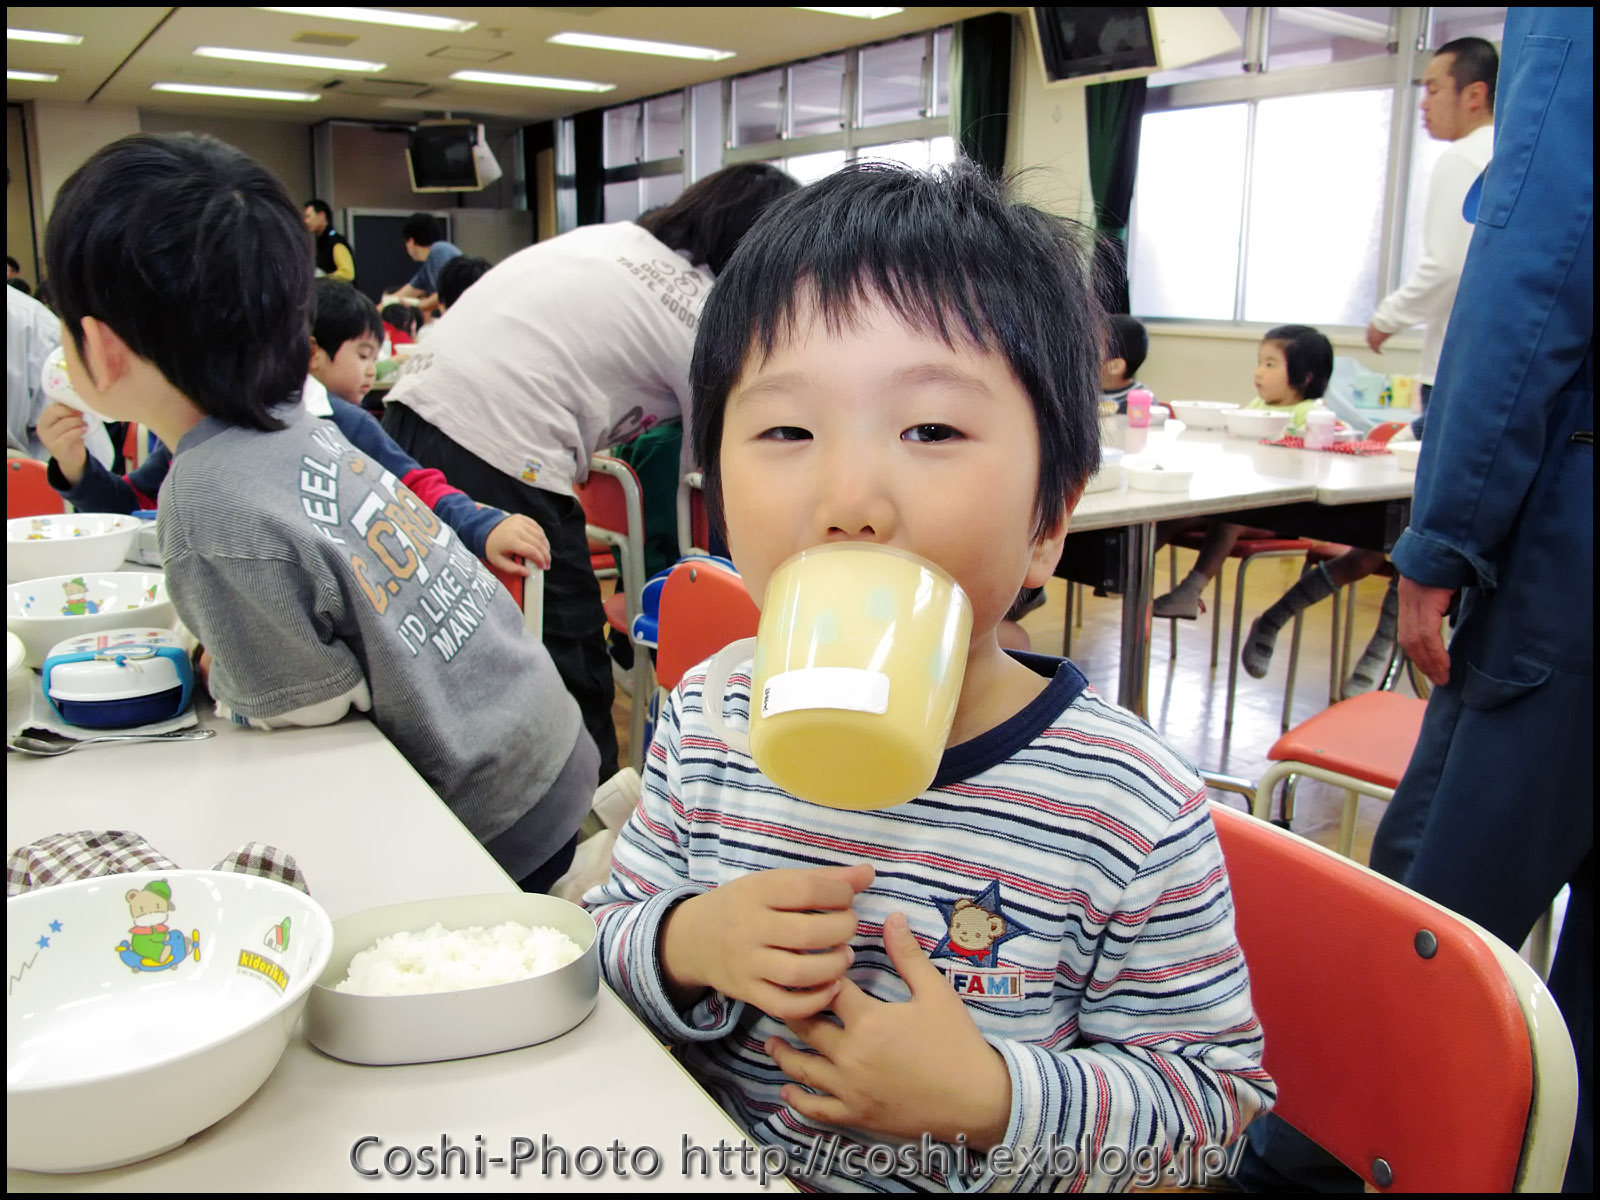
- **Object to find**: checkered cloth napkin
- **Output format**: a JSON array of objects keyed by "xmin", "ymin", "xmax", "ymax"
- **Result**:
[{"xmin": 5, "ymin": 830, "xmax": 310, "ymax": 898}]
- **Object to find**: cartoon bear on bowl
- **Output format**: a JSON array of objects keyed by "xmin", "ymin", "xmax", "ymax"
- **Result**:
[{"xmin": 115, "ymin": 880, "xmax": 201, "ymax": 973}]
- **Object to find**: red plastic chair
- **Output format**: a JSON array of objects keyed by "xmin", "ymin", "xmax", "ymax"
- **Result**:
[
  {"xmin": 7, "ymin": 458, "xmax": 68, "ymax": 519},
  {"xmin": 1250, "ymin": 690, "xmax": 1426, "ymax": 857},
  {"xmin": 1211, "ymin": 801, "xmax": 1576, "ymax": 1191},
  {"xmin": 484, "ymin": 561, "xmax": 542, "ymax": 638},
  {"xmin": 574, "ymin": 454, "xmax": 649, "ymax": 769},
  {"xmin": 655, "ymin": 557, "xmax": 760, "ymax": 693}
]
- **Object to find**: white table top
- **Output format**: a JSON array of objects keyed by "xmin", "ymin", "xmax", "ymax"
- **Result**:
[
  {"xmin": 5, "ymin": 716, "xmax": 776, "ymax": 1193},
  {"xmin": 1067, "ymin": 420, "xmax": 1413, "ymax": 533}
]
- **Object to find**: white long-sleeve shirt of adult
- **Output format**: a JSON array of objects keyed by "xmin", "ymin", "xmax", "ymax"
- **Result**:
[
  {"xmin": 6, "ymin": 285, "xmax": 113, "ymax": 468},
  {"xmin": 1370, "ymin": 123, "xmax": 1494, "ymax": 385},
  {"xmin": 384, "ymin": 222, "xmax": 713, "ymax": 497}
]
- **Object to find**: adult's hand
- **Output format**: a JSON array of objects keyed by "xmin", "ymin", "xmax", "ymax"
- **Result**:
[
  {"xmin": 1397, "ymin": 576, "xmax": 1455, "ymax": 687},
  {"xmin": 1365, "ymin": 322, "xmax": 1392, "ymax": 354}
]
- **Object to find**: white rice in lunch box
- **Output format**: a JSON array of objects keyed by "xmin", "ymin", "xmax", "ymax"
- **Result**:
[{"xmin": 336, "ymin": 922, "xmax": 583, "ymax": 996}]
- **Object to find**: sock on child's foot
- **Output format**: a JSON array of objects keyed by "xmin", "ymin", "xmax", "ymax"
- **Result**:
[
  {"xmin": 1241, "ymin": 564, "xmax": 1336, "ymax": 679},
  {"xmin": 1342, "ymin": 576, "xmax": 1400, "ymax": 699},
  {"xmin": 1153, "ymin": 572, "xmax": 1208, "ymax": 620}
]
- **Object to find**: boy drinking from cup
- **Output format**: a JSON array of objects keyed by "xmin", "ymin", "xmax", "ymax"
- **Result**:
[{"xmin": 586, "ymin": 163, "xmax": 1274, "ymax": 1190}]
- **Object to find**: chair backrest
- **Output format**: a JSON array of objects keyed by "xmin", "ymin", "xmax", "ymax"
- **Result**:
[
  {"xmin": 484, "ymin": 562, "xmax": 543, "ymax": 638},
  {"xmin": 676, "ymin": 470, "xmax": 709, "ymax": 559},
  {"xmin": 1209, "ymin": 802, "xmax": 1576, "ymax": 1192},
  {"xmin": 576, "ymin": 454, "xmax": 647, "ymax": 626},
  {"xmin": 7, "ymin": 458, "xmax": 68, "ymax": 519},
  {"xmin": 655, "ymin": 557, "xmax": 761, "ymax": 691}
]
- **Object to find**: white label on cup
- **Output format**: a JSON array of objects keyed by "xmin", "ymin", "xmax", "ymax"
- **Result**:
[{"xmin": 761, "ymin": 668, "xmax": 890, "ymax": 717}]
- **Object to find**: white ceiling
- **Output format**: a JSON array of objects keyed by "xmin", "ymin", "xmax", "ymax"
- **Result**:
[{"xmin": 6, "ymin": 6, "xmax": 1003, "ymax": 124}]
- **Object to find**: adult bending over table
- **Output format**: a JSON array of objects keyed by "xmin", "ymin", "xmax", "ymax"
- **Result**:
[{"xmin": 382, "ymin": 164, "xmax": 800, "ymax": 779}]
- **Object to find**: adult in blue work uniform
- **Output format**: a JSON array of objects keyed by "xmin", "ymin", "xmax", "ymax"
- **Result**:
[{"xmin": 1370, "ymin": 7, "xmax": 1593, "ymax": 1191}]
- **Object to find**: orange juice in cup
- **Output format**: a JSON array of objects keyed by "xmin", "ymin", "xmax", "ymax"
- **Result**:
[{"xmin": 702, "ymin": 543, "xmax": 972, "ymax": 810}]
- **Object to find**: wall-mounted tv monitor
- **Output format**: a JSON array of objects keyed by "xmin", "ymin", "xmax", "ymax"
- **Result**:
[
  {"xmin": 406, "ymin": 122, "xmax": 502, "ymax": 192},
  {"xmin": 1032, "ymin": 8, "xmax": 1159, "ymax": 82}
]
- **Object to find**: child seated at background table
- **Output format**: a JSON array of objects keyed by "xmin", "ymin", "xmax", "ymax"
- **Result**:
[
  {"xmin": 585, "ymin": 161, "xmax": 1275, "ymax": 1191},
  {"xmin": 1098, "ymin": 313, "xmax": 1154, "ymax": 414},
  {"xmin": 35, "ymin": 279, "xmax": 546, "ymax": 577},
  {"xmin": 42, "ymin": 131, "xmax": 596, "ymax": 893},
  {"xmin": 1152, "ymin": 324, "xmax": 1334, "ymax": 619}
]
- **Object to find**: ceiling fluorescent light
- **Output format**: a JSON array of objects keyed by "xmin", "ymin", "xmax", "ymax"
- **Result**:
[
  {"xmin": 450, "ymin": 70, "xmax": 613, "ymax": 93},
  {"xmin": 546, "ymin": 32, "xmax": 734, "ymax": 62},
  {"xmin": 1273, "ymin": 7, "xmax": 1392, "ymax": 44},
  {"xmin": 195, "ymin": 46, "xmax": 385, "ymax": 72},
  {"xmin": 7, "ymin": 70, "xmax": 60, "ymax": 82},
  {"xmin": 7, "ymin": 28, "xmax": 84, "ymax": 45},
  {"xmin": 151, "ymin": 82, "xmax": 321, "ymax": 102},
  {"xmin": 795, "ymin": 7, "xmax": 904, "ymax": 18},
  {"xmin": 257, "ymin": 7, "xmax": 477, "ymax": 34}
]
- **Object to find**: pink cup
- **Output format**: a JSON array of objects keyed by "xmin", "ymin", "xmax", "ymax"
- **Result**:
[{"xmin": 1127, "ymin": 388, "xmax": 1153, "ymax": 428}]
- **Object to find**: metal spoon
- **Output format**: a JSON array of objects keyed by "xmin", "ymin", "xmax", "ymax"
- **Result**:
[{"xmin": 7, "ymin": 728, "xmax": 217, "ymax": 756}]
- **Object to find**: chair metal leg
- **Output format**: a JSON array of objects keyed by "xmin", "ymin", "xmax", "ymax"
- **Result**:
[
  {"xmin": 1342, "ymin": 582, "xmax": 1358, "ymax": 686},
  {"xmin": 1338, "ymin": 789, "xmax": 1360, "ymax": 859},
  {"xmin": 1222, "ymin": 560, "xmax": 1249, "ymax": 747},
  {"xmin": 1209, "ymin": 571, "xmax": 1223, "ymax": 669},
  {"xmin": 1328, "ymin": 587, "xmax": 1343, "ymax": 704},
  {"xmin": 1281, "ymin": 774, "xmax": 1301, "ymax": 825},
  {"xmin": 1283, "ymin": 608, "xmax": 1305, "ymax": 732},
  {"xmin": 1168, "ymin": 546, "xmax": 1178, "ymax": 659},
  {"xmin": 627, "ymin": 658, "xmax": 652, "ymax": 772},
  {"xmin": 1063, "ymin": 581, "xmax": 1075, "ymax": 658}
]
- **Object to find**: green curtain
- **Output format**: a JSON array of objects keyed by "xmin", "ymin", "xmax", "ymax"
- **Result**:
[
  {"xmin": 1084, "ymin": 78, "xmax": 1147, "ymax": 314},
  {"xmin": 953, "ymin": 12, "xmax": 1016, "ymax": 178}
]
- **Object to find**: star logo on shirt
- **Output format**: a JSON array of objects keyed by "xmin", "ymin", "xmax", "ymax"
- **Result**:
[{"xmin": 930, "ymin": 881, "xmax": 1029, "ymax": 969}]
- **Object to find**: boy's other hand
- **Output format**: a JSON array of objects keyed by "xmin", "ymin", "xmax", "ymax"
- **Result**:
[
  {"xmin": 485, "ymin": 514, "xmax": 552, "ymax": 572},
  {"xmin": 767, "ymin": 912, "xmax": 1012, "ymax": 1149},
  {"xmin": 37, "ymin": 402, "xmax": 90, "ymax": 484},
  {"xmin": 661, "ymin": 863, "xmax": 873, "ymax": 1021}
]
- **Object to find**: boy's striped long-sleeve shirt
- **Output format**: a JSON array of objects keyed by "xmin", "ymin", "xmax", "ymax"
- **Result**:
[{"xmin": 585, "ymin": 654, "xmax": 1276, "ymax": 1192}]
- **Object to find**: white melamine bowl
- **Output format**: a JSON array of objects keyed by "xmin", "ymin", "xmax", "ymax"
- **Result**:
[
  {"xmin": 6, "ymin": 513, "xmax": 143, "ymax": 585},
  {"xmin": 1223, "ymin": 409, "xmax": 1294, "ymax": 441},
  {"xmin": 1168, "ymin": 400, "xmax": 1240, "ymax": 429},
  {"xmin": 1388, "ymin": 441, "xmax": 1422, "ymax": 472},
  {"xmin": 7, "ymin": 870, "xmax": 333, "ymax": 1172},
  {"xmin": 1121, "ymin": 455, "xmax": 1195, "ymax": 492},
  {"xmin": 305, "ymin": 893, "xmax": 600, "ymax": 1067},
  {"xmin": 6, "ymin": 571, "xmax": 175, "ymax": 669},
  {"xmin": 5, "ymin": 630, "xmax": 27, "ymax": 741},
  {"xmin": 1083, "ymin": 447, "xmax": 1125, "ymax": 494}
]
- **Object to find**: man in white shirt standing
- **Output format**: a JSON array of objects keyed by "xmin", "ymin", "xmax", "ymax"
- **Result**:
[{"xmin": 1366, "ymin": 37, "xmax": 1498, "ymax": 435}]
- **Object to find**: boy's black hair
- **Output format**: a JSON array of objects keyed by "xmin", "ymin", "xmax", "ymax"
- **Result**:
[
  {"xmin": 437, "ymin": 254, "xmax": 491, "ymax": 311},
  {"xmin": 1105, "ymin": 314, "xmax": 1148, "ymax": 381},
  {"xmin": 1435, "ymin": 36, "xmax": 1499, "ymax": 112},
  {"xmin": 1262, "ymin": 324, "xmax": 1334, "ymax": 400},
  {"xmin": 402, "ymin": 212, "xmax": 444, "ymax": 247},
  {"xmin": 638, "ymin": 163, "xmax": 801, "ymax": 277},
  {"xmin": 311, "ymin": 278, "xmax": 382, "ymax": 359},
  {"xmin": 45, "ymin": 132, "xmax": 311, "ymax": 431},
  {"xmin": 690, "ymin": 160, "xmax": 1103, "ymax": 543},
  {"xmin": 381, "ymin": 303, "xmax": 419, "ymax": 336},
  {"xmin": 303, "ymin": 198, "xmax": 333, "ymax": 220},
  {"xmin": 7, "ymin": 277, "xmax": 31, "ymax": 296},
  {"xmin": 5, "ymin": 255, "xmax": 19, "ymax": 273}
]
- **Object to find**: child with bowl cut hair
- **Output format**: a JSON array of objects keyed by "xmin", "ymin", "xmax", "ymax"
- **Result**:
[
  {"xmin": 586, "ymin": 162, "xmax": 1274, "ymax": 1191},
  {"xmin": 44, "ymin": 133, "xmax": 596, "ymax": 894}
]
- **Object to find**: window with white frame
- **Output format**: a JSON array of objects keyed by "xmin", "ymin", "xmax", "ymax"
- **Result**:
[{"xmin": 1129, "ymin": 6, "xmax": 1506, "ymax": 326}]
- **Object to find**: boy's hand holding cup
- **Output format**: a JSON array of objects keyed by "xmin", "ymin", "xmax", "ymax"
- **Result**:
[{"xmin": 36, "ymin": 402, "xmax": 92, "ymax": 484}]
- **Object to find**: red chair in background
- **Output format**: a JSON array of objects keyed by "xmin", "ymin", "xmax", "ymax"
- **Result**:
[
  {"xmin": 7, "ymin": 458, "xmax": 68, "ymax": 519},
  {"xmin": 1211, "ymin": 801, "xmax": 1576, "ymax": 1191},
  {"xmin": 484, "ymin": 562, "xmax": 543, "ymax": 638},
  {"xmin": 574, "ymin": 454, "xmax": 649, "ymax": 770},
  {"xmin": 654, "ymin": 556, "xmax": 760, "ymax": 694}
]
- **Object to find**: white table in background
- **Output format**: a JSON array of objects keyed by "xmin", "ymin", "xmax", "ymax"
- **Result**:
[
  {"xmin": 6, "ymin": 716, "xmax": 784, "ymax": 1193},
  {"xmin": 1060, "ymin": 421, "xmax": 1414, "ymax": 717}
]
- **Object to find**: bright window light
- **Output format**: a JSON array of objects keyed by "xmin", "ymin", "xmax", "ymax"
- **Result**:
[
  {"xmin": 450, "ymin": 69, "xmax": 614, "ymax": 93},
  {"xmin": 151, "ymin": 82, "xmax": 321, "ymax": 102},
  {"xmin": 7, "ymin": 70, "xmax": 60, "ymax": 82},
  {"xmin": 795, "ymin": 7, "xmax": 905, "ymax": 18},
  {"xmin": 546, "ymin": 32, "xmax": 735, "ymax": 62},
  {"xmin": 257, "ymin": 7, "xmax": 477, "ymax": 34},
  {"xmin": 194, "ymin": 46, "xmax": 385, "ymax": 72},
  {"xmin": 7, "ymin": 28, "xmax": 84, "ymax": 45}
]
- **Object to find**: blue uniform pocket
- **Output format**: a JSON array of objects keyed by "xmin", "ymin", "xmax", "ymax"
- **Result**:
[
  {"xmin": 1477, "ymin": 35, "xmax": 1570, "ymax": 229},
  {"xmin": 1460, "ymin": 655, "xmax": 1553, "ymax": 711}
]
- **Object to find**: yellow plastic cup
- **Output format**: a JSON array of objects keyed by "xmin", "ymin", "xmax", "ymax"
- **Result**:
[{"xmin": 702, "ymin": 543, "xmax": 972, "ymax": 810}]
